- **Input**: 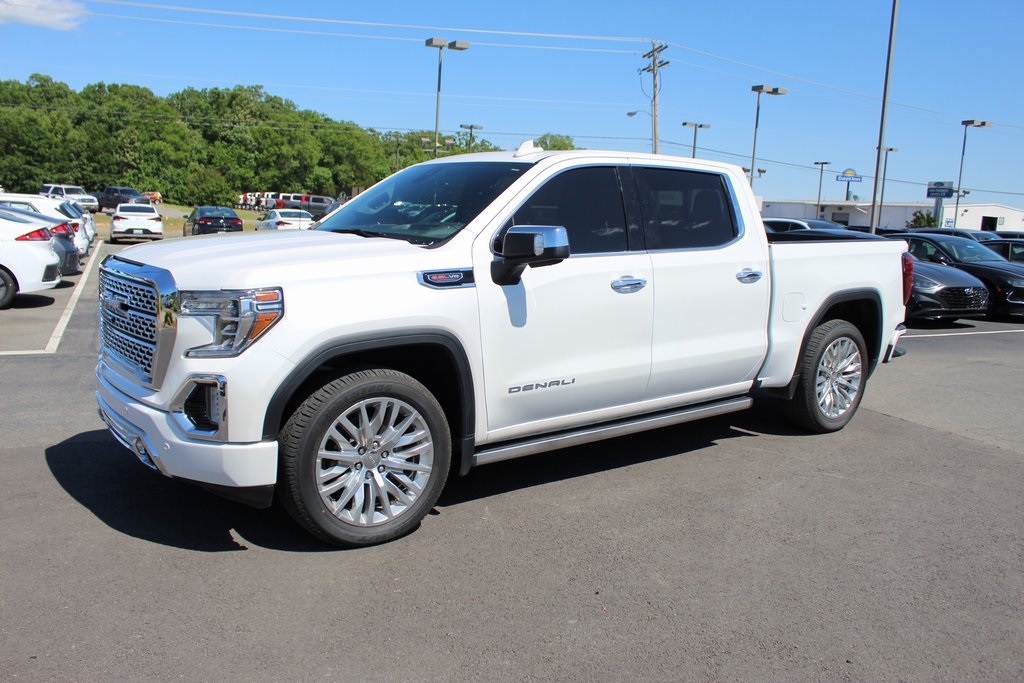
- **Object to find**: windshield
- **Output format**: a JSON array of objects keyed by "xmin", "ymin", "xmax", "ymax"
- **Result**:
[
  {"xmin": 942, "ymin": 238, "xmax": 1006, "ymax": 263},
  {"xmin": 317, "ymin": 161, "xmax": 533, "ymax": 245},
  {"xmin": 65, "ymin": 186, "xmax": 87, "ymax": 194}
]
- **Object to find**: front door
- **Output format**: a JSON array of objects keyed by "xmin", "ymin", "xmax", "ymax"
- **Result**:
[{"xmin": 474, "ymin": 164, "xmax": 653, "ymax": 442}]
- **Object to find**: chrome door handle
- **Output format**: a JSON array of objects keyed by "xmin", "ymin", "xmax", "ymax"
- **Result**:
[
  {"xmin": 735, "ymin": 269, "xmax": 763, "ymax": 284},
  {"xmin": 611, "ymin": 278, "xmax": 647, "ymax": 293}
]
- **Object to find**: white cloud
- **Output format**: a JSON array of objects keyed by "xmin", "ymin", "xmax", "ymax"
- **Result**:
[{"xmin": 0, "ymin": 0, "xmax": 87, "ymax": 30}]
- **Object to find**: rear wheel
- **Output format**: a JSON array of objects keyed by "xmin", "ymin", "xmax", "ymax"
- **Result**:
[
  {"xmin": 0, "ymin": 269, "xmax": 16, "ymax": 309},
  {"xmin": 786, "ymin": 319, "xmax": 867, "ymax": 433},
  {"xmin": 278, "ymin": 369, "xmax": 451, "ymax": 547}
]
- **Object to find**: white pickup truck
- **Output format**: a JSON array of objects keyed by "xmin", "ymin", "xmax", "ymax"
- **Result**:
[{"xmin": 96, "ymin": 145, "xmax": 911, "ymax": 546}]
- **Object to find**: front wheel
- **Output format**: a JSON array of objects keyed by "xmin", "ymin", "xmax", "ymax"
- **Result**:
[
  {"xmin": 786, "ymin": 319, "xmax": 868, "ymax": 433},
  {"xmin": 278, "ymin": 369, "xmax": 451, "ymax": 547}
]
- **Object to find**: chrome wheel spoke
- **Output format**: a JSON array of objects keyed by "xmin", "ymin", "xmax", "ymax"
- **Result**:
[
  {"xmin": 316, "ymin": 395, "xmax": 434, "ymax": 528},
  {"xmin": 815, "ymin": 336, "xmax": 862, "ymax": 419}
]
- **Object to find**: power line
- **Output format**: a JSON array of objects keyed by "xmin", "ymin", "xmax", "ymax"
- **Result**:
[{"xmin": 89, "ymin": 1, "xmax": 652, "ymax": 43}]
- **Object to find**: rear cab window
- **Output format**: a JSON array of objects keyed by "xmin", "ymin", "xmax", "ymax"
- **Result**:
[{"xmin": 633, "ymin": 167, "xmax": 738, "ymax": 249}]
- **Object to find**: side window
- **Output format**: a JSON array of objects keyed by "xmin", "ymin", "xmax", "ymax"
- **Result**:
[
  {"xmin": 510, "ymin": 166, "xmax": 627, "ymax": 254},
  {"xmin": 908, "ymin": 239, "xmax": 934, "ymax": 260},
  {"xmin": 634, "ymin": 167, "xmax": 738, "ymax": 249}
]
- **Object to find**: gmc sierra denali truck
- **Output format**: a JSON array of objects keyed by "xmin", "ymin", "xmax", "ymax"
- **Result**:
[{"xmin": 96, "ymin": 145, "xmax": 911, "ymax": 547}]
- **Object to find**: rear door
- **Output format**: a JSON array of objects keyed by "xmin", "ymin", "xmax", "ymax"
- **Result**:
[{"xmin": 632, "ymin": 164, "xmax": 770, "ymax": 401}]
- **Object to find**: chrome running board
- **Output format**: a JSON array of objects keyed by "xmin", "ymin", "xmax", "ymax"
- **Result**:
[{"xmin": 473, "ymin": 396, "xmax": 752, "ymax": 467}]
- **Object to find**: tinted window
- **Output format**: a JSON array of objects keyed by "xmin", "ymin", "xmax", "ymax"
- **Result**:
[
  {"xmin": 510, "ymin": 166, "xmax": 627, "ymax": 254},
  {"xmin": 120, "ymin": 205, "xmax": 157, "ymax": 214},
  {"xmin": 634, "ymin": 167, "xmax": 737, "ymax": 249},
  {"xmin": 200, "ymin": 207, "xmax": 238, "ymax": 218}
]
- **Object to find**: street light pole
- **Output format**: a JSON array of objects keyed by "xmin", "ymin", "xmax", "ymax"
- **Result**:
[
  {"xmin": 749, "ymin": 85, "xmax": 786, "ymax": 188},
  {"xmin": 681, "ymin": 122, "xmax": 709, "ymax": 158},
  {"xmin": 814, "ymin": 161, "xmax": 830, "ymax": 218},
  {"xmin": 425, "ymin": 37, "xmax": 469, "ymax": 158},
  {"xmin": 954, "ymin": 119, "xmax": 991, "ymax": 228},
  {"xmin": 460, "ymin": 123, "xmax": 482, "ymax": 152},
  {"xmin": 879, "ymin": 147, "xmax": 896, "ymax": 225}
]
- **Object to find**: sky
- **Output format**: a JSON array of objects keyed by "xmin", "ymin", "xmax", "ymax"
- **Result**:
[{"xmin": 1, "ymin": 0, "xmax": 1022, "ymax": 211}]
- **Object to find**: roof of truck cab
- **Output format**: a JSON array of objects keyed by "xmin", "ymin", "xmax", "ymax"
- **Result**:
[{"xmin": 423, "ymin": 148, "xmax": 743, "ymax": 175}]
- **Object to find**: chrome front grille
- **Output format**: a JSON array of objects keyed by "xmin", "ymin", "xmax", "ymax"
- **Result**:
[{"xmin": 98, "ymin": 257, "xmax": 177, "ymax": 387}]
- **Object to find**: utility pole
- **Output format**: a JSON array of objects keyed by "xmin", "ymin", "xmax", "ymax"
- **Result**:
[
  {"xmin": 642, "ymin": 43, "xmax": 668, "ymax": 154},
  {"xmin": 868, "ymin": 0, "xmax": 898, "ymax": 233}
]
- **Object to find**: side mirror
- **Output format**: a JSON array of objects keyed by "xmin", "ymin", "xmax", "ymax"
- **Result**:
[
  {"xmin": 491, "ymin": 225, "xmax": 570, "ymax": 286},
  {"xmin": 928, "ymin": 253, "xmax": 949, "ymax": 264}
]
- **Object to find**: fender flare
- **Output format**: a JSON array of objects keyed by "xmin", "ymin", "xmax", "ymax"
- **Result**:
[
  {"xmin": 769, "ymin": 288, "xmax": 883, "ymax": 400},
  {"xmin": 262, "ymin": 329, "xmax": 477, "ymax": 475}
]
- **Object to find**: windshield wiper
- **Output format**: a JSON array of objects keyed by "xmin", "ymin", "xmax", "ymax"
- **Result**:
[{"xmin": 327, "ymin": 228, "xmax": 406, "ymax": 240}]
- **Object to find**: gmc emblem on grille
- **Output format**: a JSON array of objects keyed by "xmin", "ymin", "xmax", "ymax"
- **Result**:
[{"xmin": 102, "ymin": 295, "xmax": 130, "ymax": 318}]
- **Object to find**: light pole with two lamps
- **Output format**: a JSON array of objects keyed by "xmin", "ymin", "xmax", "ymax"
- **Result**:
[
  {"xmin": 681, "ymin": 121, "xmax": 709, "ymax": 158},
  {"xmin": 749, "ymin": 85, "xmax": 787, "ymax": 187},
  {"xmin": 953, "ymin": 119, "xmax": 990, "ymax": 228},
  {"xmin": 425, "ymin": 37, "xmax": 469, "ymax": 158}
]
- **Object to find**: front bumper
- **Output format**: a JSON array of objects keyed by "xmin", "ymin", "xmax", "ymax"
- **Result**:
[{"xmin": 96, "ymin": 369, "xmax": 279, "ymax": 489}]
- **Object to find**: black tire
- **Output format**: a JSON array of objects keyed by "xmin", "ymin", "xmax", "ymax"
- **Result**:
[
  {"xmin": 278, "ymin": 369, "xmax": 451, "ymax": 547},
  {"xmin": 0, "ymin": 268, "xmax": 15, "ymax": 309},
  {"xmin": 785, "ymin": 319, "xmax": 868, "ymax": 433}
]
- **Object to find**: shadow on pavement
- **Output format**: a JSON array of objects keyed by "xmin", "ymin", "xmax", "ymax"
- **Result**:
[
  {"xmin": 45, "ymin": 430, "xmax": 335, "ymax": 553},
  {"xmin": 10, "ymin": 294, "xmax": 56, "ymax": 309},
  {"xmin": 440, "ymin": 399, "xmax": 804, "ymax": 506},
  {"xmin": 48, "ymin": 402, "xmax": 806, "ymax": 552},
  {"xmin": 904, "ymin": 318, "xmax": 978, "ymax": 331}
]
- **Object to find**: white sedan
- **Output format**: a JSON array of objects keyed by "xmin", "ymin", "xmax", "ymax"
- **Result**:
[
  {"xmin": 110, "ymin": 203, "xmax": 164, "ymax": 242},
  {"xmin": 256, "ymin": 209, "xmax": 315, "ymax": 231},
  {"xmin": 0, "ymin": 213, "xmax": 61, "ymax": 309}
]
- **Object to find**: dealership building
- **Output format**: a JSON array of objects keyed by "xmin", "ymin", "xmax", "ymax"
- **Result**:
[{"xmin": 761, "ymin": 199, "xmax": 1024, "ymax": 233}]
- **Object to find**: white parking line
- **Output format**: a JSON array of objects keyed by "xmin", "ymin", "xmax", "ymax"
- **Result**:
[
  {"xmin": 0, "ymin": 241, "xmax": 104, "ymax": 356},
  {"xmin": 904, "ymin": 329, "xmax": 1024, "ymax": 339}
]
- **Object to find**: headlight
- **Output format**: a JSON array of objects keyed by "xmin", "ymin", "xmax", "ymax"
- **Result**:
[
  {"xmin": 180, "ymin": 287, "xmax": 284, "ymax": 357},
  {"xmin": 1007, "ymin": 279, "xmax": 1024, "ymax": 287},
  {"xmin": 912, "ymin": 273, "xmax": 942, "ymax": 292}
]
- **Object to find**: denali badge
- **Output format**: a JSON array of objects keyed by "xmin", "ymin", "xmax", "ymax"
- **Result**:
[
  {"xmin": 418, "ymin": 269, "xmax": 475, "ymax": 289},
  {"xmin": 427, "ymin": 272, "xmax": 463, "ymax": 284},
  {"xmin": 508, "ymin": 378, "xmax": 576, "ymax": 394}
]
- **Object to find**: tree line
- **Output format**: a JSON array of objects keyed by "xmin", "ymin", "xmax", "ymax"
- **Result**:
[{"xmin": 0, "ymin": 74, "xmax": 577, "ymax": 207}]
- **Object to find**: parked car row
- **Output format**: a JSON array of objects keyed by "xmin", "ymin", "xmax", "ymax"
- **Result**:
[
  {"xmin": 763, "ymin": 218, "xmax": 1024, "ymax": 324},
  {"xmin": 238, "ymin": 191, "xmax": 339, "ymax": 219},
  {"xmin": 0, "ymin": 209, "xmax": 64, "ymax": 309},
  {"xmin": 0, "ymin": 192, "xmax": 96, "ymax": 258}
]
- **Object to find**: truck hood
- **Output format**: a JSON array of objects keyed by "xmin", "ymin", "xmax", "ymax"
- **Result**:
[{"xmin": 114, "ymin": 230, "xmax": 430, "ymax": 289}]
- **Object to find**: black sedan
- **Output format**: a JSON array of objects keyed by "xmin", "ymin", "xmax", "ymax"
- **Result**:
[
  {"xmin": 183, "ymin": 206, "xmax": 244, "ymax": 235},
  {"xmin": 906, "ymin": 256, "xmax": 988, "ymax": 322},
  {"xmin": 890, "ymin": 232, "xmax": 1024, "ymax": 317}
]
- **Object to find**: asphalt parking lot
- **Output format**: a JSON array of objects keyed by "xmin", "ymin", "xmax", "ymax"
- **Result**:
[{"xmin": 1, "ymin": 245, "xmax": 1022, "ymax": 681}]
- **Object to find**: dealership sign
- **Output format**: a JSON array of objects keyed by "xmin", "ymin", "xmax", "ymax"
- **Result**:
[{"xmin": 927, "ymin": 181, "xmax": 955, "ymax": 199}]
